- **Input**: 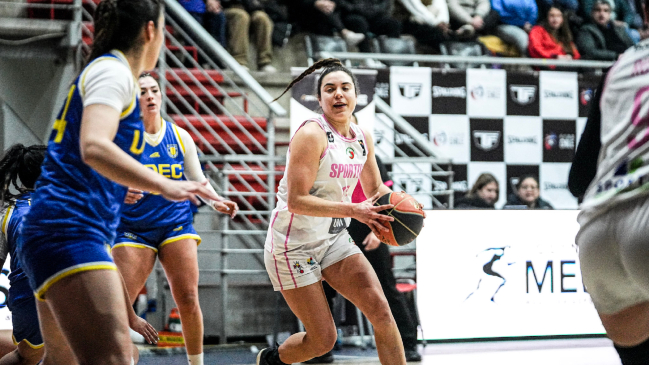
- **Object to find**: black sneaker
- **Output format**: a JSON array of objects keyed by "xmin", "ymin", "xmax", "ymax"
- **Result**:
[
  {"xmin": 405, "ymin": 349, "xmax": 422, "ymax": 362},
  {"xmin": 257, "ymin": 347, "xmax": 273, "ymax": 365},
  {"xmin": 304, "ymin": 350, "xmax": 334, "ymax": 364}
]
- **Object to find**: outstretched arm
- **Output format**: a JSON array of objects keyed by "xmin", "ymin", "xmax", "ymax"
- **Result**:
[{"xmin": 178, "ymin": 126, "xmax": 238, "ymax": 218}]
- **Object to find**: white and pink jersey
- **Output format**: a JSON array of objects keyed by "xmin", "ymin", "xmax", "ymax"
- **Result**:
[
  {"xmin": 265, "ymin": 115, "xmax": 369, "ymax": 251},
  {"xmin": 581, "ymin": 40, "xmax": 649, "ymax": 218}
]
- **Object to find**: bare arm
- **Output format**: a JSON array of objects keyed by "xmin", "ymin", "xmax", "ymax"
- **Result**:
[
  {"xmin": 359, "ymin": 130, "xmax": 392, "ymax": 199},
  {"xmin": 118, "ymin": 270, "xmax": 158, "ymax": 345},
  {"xmin": 80, "ymin": 104, "xmax": 219, "ymax": 205},
  {"xmin": 286, "ymin": 122, "xmax": 393, "ymax": 228}
]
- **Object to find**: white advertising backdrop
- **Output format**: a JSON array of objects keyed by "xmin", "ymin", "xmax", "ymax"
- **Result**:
[{"xmin": 417, "ymin": 210, "xmax": 605, "ymax": 340}]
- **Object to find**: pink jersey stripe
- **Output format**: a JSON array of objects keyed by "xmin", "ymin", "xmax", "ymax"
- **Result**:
[
  {"xmin": 283, "ymin": 213, "xmax": 298, "ymax": 289},
  {"xmin": 322, "ymin": 114, "xmax": 357, "ymax": 142},
  {"xmin": 270, "ymin": 211, "xmax": 283, "ymax": 290}
]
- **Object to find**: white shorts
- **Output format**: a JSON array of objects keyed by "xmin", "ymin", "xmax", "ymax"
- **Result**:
[
  {"xmin": 577, "ymin": 196, "xmax": 649, "ymax": 314},
  {"xmin": 264, "ymin": 230, "xmax": 361, "ymax": 291}
]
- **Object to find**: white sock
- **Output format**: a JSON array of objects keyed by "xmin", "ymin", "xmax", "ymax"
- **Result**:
[{"xmin": 188, "ymin": 353, "xmax": 204, "ymax": 365}]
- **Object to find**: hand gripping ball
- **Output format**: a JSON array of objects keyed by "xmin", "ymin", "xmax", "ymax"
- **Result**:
[{"xmin": 374, "ymin": 192, "xmax": 425, "ymax": 246}]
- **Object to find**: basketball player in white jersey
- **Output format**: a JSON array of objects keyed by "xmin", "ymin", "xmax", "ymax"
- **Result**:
[
  {"xmin": 256, "ymin": 58, "xmax": 414, "ymax": 365},
  {"xmin": 571, "ymin": 31, "xmax": 649, "ymax": 364}
]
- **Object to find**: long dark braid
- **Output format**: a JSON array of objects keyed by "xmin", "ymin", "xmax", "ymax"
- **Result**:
[
  {"xmin": 0, "ymin": 144, "xmax": 46, "ymax": 207},
  {"xmin": 272, "ymin": 58, "xmax": 356, "ymax": 102},
  {"xmin": 87, "ymin": 0, "xmax": 163, "ymax": 65}
]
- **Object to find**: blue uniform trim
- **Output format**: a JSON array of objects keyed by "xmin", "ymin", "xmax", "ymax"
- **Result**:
[{"xmin": 114, "ymin": 223, "xmax": 201, "ymax": 252}]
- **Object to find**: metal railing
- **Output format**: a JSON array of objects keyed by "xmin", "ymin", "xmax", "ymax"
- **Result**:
[
  {"xmin": 319, "ymin": 51, "xmax": 614, "ymax": 70},
  {"xmin": 374, "ymin": 98, "xmax": 455, "ymax": 209}
]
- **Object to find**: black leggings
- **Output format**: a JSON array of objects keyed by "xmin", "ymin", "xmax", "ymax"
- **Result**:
[{"xmin": 342, "ymin": 13, "xmax": 402, "ymax": 51}]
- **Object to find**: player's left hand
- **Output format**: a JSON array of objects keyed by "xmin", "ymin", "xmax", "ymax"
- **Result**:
[
  {"xmin": 124, "ymin": 188, "xmax": 144, "ymax": 204},
  {"xmin": 212, "ymin": 199, "xmax": 239, "ymax": 218},
  {"xmin": 362, "ymin": 232, "xmax": 382, "ymax": 251},
  {"xmin": 130, "ymin": 316, "xmax": 158, "ymax": 345}
]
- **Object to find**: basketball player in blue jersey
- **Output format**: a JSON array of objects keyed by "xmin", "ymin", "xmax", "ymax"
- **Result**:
[
  {"xmin": 16, "ymin": 1, "xmax": 219, "ymax": 364},
  {"xmin": 0, "ymin": 144, "xmax": 157, "ymax": 365},
  {"xmin": 113, "ymin": 73, "xmax": 238, "ymax": 365},
  {"xmin": 0, "ymin": 144, "xmax": 47, "ymax": 365}
]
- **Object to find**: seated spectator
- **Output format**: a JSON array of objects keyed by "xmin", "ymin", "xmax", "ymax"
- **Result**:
[
  {"xmin": 336, "ymin": 0, "xmax": 403, "ymax": 52},
  {"xmin": 491, "ymin": 0, "xmax": 538, "ymax": 55},
  {"xmin": 178, "ymin": 0, "xmax": 227, "ymax": 46},
  {"xmin": 528, "ymin": 6, "xmax": 580, "ymax": 60},
  {"xmin": 503, "ymin": 175, "xmax": 553, "ymax": 209},
  {"xmin": 447, "ymin": 0, "xmax": 500, "ymax": 38},
  {"xmin": 222, "ymin": 0, "xmax": 277, "ymax": 72},
  {"xmin": 576, "ymin": 0, "xmax": 634, "ymax": 60},
  {"xmin": 295, "ymin": 0, "xmax": 366, "ymax": 46},
  {"xmin": 456, "ymin": 173, "xmax": 499, "ymax": 209},
  {"xmin": 396, "ymin": 0, "xmax": 454, "ymax": 50},
  {"xmin": 581, "ymin": 0, "xmax": 642, "ymax": 43}
]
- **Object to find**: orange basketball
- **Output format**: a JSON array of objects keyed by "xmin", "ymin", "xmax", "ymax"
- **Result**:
[{"xmin": 374, "ymin": 192, "xmax": 425, "ymax": 246}]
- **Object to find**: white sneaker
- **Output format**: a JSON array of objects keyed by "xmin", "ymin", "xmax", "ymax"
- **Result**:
[
  {"xmin": 343, "ymin": 31, "xmax": 365, "ymax": 47},
  {"xmin": 240, "ymin": 65, "xmax": 250, "ymax": 71},
  {"xmin": 260, "ymin": 64, "xmax": 277, "ymax": 73},
  {"xmin": 129, "ymin": 328, "xmax": 145, "ymax": 344}
]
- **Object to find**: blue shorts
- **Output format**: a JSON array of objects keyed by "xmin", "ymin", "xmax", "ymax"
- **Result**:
[
  {"xmin": 114, "ymin": 222, "xmax": 200, "ymax": 252},
  {"xmin": 8, "ymin": 289, "xmax": 43, "ymax": 349},
  {"xmin": 17, "ymin": 230, "xmax": 116, "ymax": 301}
]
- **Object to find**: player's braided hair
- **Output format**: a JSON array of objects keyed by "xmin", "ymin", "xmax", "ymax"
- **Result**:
[
  {"xmin": 272, "ymin": 58, "xmax": 360, "ymax": 102},
  {"xmin": 88, "ymin": 0, "xmax": 163, "ymax": 65},
  {"xmin": 0, "ymin": 144, "xmax": 46, "ymax": 206}
]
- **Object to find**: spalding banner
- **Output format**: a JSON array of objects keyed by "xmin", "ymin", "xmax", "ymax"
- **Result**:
[
  {"xmin": 417, "ymin": 210, "xmax": 605, "ymax": 340},
  {"xmin": 289, "ymin": 68, "xmax": 377, "ymax": 139}
]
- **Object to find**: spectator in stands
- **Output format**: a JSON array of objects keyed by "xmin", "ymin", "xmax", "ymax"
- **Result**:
[
  {"xmin": 504, "ymin": 175, "xmax": 553, "ymax": 209},
  {"xmin": 455, "ymin": 173, "xmax": 499, "ymax": 209},
  {"xmin": 577, "ymin": 0, "xmax": 634, "ymax": 60},
  {"xmin": 491, "ymin": 0, "xmax": 538, "ymax": 55},
  {"xmin": 447, "ymin": 0, "xmax": 500, "ymax": 38},
  {"xmin": 581, "ymin": 0, "xmax": 643, "ymax": 43},
  {"xmin": 178, "ymin": 0, "xmax": 227, "ymax": 47},
  {"xmin": 395, "ymin": 0, "xmax": 455, "ymax": 50},
  {"xmin": 336, "ymin": 0, "xmax": 403, "ymax": 52},
  {"xmin": 294, "ymin": 0, "xmax": 366, "ymax": 46},
  {"xmin": 528, "ymin": 6, "xmax": 580, "ymax": 60},
  {"xmin": 222, "ymin": 0, "xmax": 277, "ymax": 72}
]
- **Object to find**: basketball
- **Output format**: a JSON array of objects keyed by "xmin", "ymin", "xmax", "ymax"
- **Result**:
[{"xmin": 374, "ymin": 192, "xmax": 425, "ymax": 246}]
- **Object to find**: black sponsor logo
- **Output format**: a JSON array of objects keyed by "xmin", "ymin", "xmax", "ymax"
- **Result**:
[
  {"xmin": 473, "ymin": 130, "xmax": 501, "ymax": 151},
  {"xmin": 508, "ymin": 136, "xmax": 538, "ymax": 144},
  {"xmin": 328, "ymin": 218, "xmax": 347, "ymax": 234},
  {"xmin": 510, "ymin": 85, "xmax": 537, "ymax": 105},
  {"xmin": 432, "ymin": 86, "xmax": 466, "ymax": 98},
  {"xmin": 398, "ymin": 83, "xmax": 422, "ymax": 99},
  {"xmin": 544, "ymin": 182, "xmax": 569, "ymax": 190},
  {"xmin": 544, "ymin": 90, "xmax": 574, "ymax": 98}
]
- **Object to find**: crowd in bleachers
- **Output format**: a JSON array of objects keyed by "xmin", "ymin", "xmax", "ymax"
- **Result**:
[{"xmin": 179, "ymin": 0, "xmax": 646, "ymax": 71}]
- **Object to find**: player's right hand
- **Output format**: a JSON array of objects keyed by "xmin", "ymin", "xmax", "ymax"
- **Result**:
[
  {"xmin": 160, "ymin": 180, "xmax": 220, "ymax": 206},
  {"xmin": 130, "ymin": 316, "xmax": 158, "ymax": 345},
  {"xmin": 352, "ymin": 192, "xmax": 394, "ymax": 236},
  {"xmin": 124, "ymin": 188, "xmax": 144, "ymax": 204}
]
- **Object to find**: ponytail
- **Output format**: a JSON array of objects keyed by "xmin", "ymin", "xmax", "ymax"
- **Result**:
[
  {"xmin": 273, "ymin": 58, "xmax": 359, "ymax": 102},
  {"xmin": 0, "ymin": 144, "xmax": 46, "ymax": 206},
  {"xmin": 87, "ymin": 0, "xmax": 163, "ymax": 65}
]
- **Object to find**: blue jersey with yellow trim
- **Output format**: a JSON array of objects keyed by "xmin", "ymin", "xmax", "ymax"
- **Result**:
[
  {"xmin": 120, "ymin": 119, "xmax": 192, "ymax": 229},
  {"xmin": 2, "ymin": 193, "xmax": 33, "ymax": 303},
  {"xmin": 22, "ymin": 52, "xmax": 144, "ymax": 243}
]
